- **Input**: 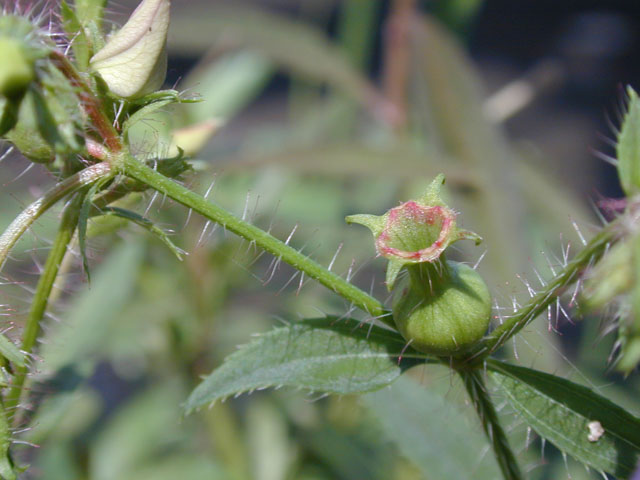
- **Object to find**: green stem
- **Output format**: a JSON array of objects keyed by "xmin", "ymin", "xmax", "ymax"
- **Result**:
[
  {"xmin": 123, "ymin": 157, "xmax": 390, "ymax": 322},
  {"xmin": 0, "ymin": 163, "xmax": 112, "ymax": 271},
  {"xmin": 470, "ymin": 223, "xmax": 618, "ymax": 360},
  {"xmin": 5, "ymin": 193, "xmax": 84, "ymax": 420},
  {"xmin": 0, "ymin": 398, "xmax": 15, "ymax": 480},
  {"xmin": 460, "ymin": 369, "xmax": 522, "ymax": 480}
]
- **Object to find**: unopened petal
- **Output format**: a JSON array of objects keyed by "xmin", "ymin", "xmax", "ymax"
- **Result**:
[{"xmin": 90, "ymin": 0, "xmax": 170, "ymax": 98}]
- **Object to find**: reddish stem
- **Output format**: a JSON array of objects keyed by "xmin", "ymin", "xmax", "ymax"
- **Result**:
[
  {"xmin": 49, "ymin": 50, "xmax": 122, "ymax": 153},
  {"xmin": 382, "ymin": 0, "xmax": 416, "ymax": 129}
]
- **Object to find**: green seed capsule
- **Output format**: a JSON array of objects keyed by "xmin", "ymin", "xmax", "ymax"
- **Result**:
[
  {"xmin": 347, "ymin": 174, "xmax": 491, "ymax": 356},
  {"xmin": 393, "ymin": 260, "xmax": 491, "ymax": 356}
]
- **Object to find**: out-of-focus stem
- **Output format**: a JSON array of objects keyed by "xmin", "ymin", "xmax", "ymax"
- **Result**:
[
  {"xmin": 5, "ymin": 193, "xmax": 85, "ymax": 422},
  {"xmin": 382, "ymin": 0, "xmax": 416, "ymax": 128},
  {"xmin": 0, "ymin": 163, "xmax": 112, "ymax": 271}
]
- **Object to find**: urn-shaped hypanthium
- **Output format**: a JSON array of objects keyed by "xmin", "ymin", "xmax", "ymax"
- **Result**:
[{"xmin": 347, "ymin": 174, "xmax": 491, "ymax": 356}]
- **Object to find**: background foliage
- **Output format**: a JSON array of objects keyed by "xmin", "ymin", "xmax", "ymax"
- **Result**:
[{"xmin": 1, "ymin": 0, "xmax": 640, "ymax": 478}]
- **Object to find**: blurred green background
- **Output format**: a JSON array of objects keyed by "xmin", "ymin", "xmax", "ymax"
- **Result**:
[{"xmin": 1, "ymin": 1, "xmax": 640, "ymax": 478}]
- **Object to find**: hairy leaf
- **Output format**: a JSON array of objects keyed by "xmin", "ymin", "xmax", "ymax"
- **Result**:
[
  {"xmin": 618, "ymin": 87, "xmax": 640, "ymax": 196},
  {"xmin": 488, "ymin": 359, "xmax": 640, "ymax": 478},
  {"xmin": 185, "ymin": 317, "xmax": 425, "ymax": 412}
]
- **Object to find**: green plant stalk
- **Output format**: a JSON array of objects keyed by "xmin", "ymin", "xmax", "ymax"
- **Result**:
[
  {"xmin": 4, "ymin": 193, "xmax": 85, "ymax": 419},
  {"xmin": 472, "ymin": 224, "xmax": 618, "ymax": 360},
  {"xmin": 460, "ymin": 369, "xmax": 522, "ymax": 480},
  {"xmin": 0, "ymin": 399, "xmax": 15, "ymax": 480},
  {"xmin": 331, "ymin": 0, "xmax": 382, "ymax": 136},
  {"xmin": 123, "ymin": 156, "xmax": 390, "ymax": 322},
  {"xmin": 0, "ymin": 162, "xmax": 112, "ymax": 271}
]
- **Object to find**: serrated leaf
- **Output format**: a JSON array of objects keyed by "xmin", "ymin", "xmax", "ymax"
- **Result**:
[
  {"xmin": 363, "ymin": 375, "xmax": 501, "ymax": 480},
  {"xmin": 185, "ymin": 317, "xmax": 426, "ymax": 412},
  {"xmin": 488, "ymin": 359, "xmax": 640, "ymax": 479},
  {"xmin": 618, "ymin": 87, "xmax": 640, "ymax": 196}
]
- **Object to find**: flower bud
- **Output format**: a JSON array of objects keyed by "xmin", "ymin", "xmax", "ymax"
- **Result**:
[
  {"xmin": 90, "ymin": 0, "xmax": 170, "ymax": 98},
  {"xmin": 347, "ymin": 174, "xmax": 491, "ymax": 356},
  {"xmin": 0, "ymin": 37, "xmax": 34, "ymax": 99}
]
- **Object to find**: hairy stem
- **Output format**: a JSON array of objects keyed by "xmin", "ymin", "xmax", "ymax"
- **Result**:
[
  {"xmin": 49, "ymin": 50, "xmax": 122, "ymax": 154},
  {"xmin": 0, "ymin": 399, "xmax": 14, "ymax": 480},
  {"xmin": 460, "ymin": 369, "xmax": 522, "ymax": 480},
  {"xmin": 0, "ymin": 163, "xmax": 112, "ymax": 272},
  {"xmin": 468, "ymin": 223, "xmax": 618, "ymax": 360},
  {"xmin": 123, "ymin": 157, "xmax": 390, "ymax": 322},
  {"xmin": 5, "ymin": 194, "xmax": 84, "ymax": 421}
]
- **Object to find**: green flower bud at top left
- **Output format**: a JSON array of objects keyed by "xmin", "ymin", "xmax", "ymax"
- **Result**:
[
  {"xmin": 0, "ymin": 15, "xmax": 49, "ymax": 99},
  {"xmin": 90, "ymin": 0, "xmax": 170, "ymax": 98},
  {"xmin": 0, "ymin": 37, "xmax": 34, "ymax": 98}
]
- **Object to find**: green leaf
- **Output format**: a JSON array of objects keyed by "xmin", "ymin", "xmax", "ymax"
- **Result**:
[
  {"xmin": 185, "ymin": 317, "xmax": 426, "ymax": 412},
  {"xmin": 0, "ymin": 332, "xmax": 24, "ymax": 368},
  {"xmin": 171, "ymin": 6, "xmax": 390, "ymax": 118},
  {"xmin": 363, "ymin": 374, "xmax": 501, "ymax": 480},
  {"xmin": 488, "ymin": 359, "xmax": 640, "ymax": 478},
  {"xmin": 41, "ymin": 241, "xmax": 143, "ymax": 372},
  {"xmin": 90, "ymin": 382, "xmax": 186, "ymax": 480},
  {"xmin": 99, "ymin": 206, "xmax": 184, "ymax": 260},
  {"xmin": 60, "ymin": 1, "xmax": 90, "ymax": 70},
  {"xmin": 73, "ymin": 0, "xmax": 107, "ymax": 33},
  {"xmin": 617, "ymin": 87, "xmax": 640, "ymax": 196},
  {"xmin": 122, "ymin": 90, "xmax": 191, "ymax": 137},
  {"xmin": 120, "ymin": 456, "xmax": 229, "ymax": 480},
  {"xmin": 179, "ymin": 50, "xmax": 274, "ymax": 124},
  {"xmin": 78, "ymin": 180, "xmax": 108, "ymax": 282}
]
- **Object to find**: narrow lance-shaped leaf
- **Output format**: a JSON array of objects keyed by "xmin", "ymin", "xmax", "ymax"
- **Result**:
[
  {"xmin": 363, "ymin": 375, "xmax": 501, "ymax": 480},
  {"xmin": 60, "ymin": 1, "xmax": 91, "ymax": 70},
  {"xmin": 488, "ymin": 359, "xmax": 640, "ymax": 479},
  {"xmin": 0, "ymin": 333, "xmax": 24, "ymax": 368},
  {"xmin": 617, "ymin": 87, "xmax": 640, "ymax": 196},
  {"xmin": 74, "ymin": 0, "xmax": 108, "ymax": 30},
  {"xmin": 185, "ymin": 317, "xmax": 427, "ymax": 413},
  {"xmin": 170, "ymin": 6, "xmax": 393, "ymax": 122}
]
